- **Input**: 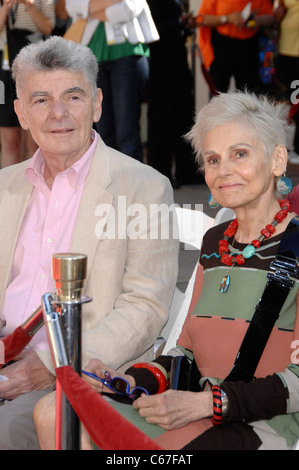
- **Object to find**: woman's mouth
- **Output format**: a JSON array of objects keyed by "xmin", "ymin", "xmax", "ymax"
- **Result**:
[{"xmin": 218, "ymin": 183, "xmax": 242, "ymax": 190}]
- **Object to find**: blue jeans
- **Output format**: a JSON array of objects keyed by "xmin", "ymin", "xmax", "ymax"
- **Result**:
[{"xmin": 95, "ymin": 55, "xmax": 149, "ymax": 162}]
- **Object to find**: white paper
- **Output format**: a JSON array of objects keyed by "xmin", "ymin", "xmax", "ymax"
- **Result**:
[{"xmin": 241, "ymin": 2, "xmax": 252, "ymax": 21}]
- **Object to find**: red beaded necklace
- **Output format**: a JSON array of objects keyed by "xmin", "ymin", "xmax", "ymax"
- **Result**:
[{"xmin": 218, "ymin": 199, "xmax": 291, "ymax": 293}]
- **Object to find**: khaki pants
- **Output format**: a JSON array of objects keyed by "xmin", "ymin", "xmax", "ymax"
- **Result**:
[{"xmin": 0, "ymin": 389, "xmax": 52, "ymax": 450}]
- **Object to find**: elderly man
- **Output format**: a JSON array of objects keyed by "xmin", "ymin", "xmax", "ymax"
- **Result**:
[{"xmin": 0, "ymin": 36, "xmax": 178, "ymax": 449}]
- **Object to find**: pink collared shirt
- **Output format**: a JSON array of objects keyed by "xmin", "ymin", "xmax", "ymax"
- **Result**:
[{"xmin": 1, "ymin": 130, "xmax": 98, "ymax": 351}]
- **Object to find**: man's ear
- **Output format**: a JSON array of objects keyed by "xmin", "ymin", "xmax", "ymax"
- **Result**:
[
  {"xmin": 272, "ymin": 144, "xmax": 288, "ymax": 177},
  {"xmin": 14, "ymin": 99, "xmax": 29, "ymax": 130},
  {"xmin": 93, "ymin": 88, "xmax": 103, "ymax": 124}
]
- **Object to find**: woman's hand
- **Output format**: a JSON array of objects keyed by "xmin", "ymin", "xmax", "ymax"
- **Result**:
[
  {"xmin": 2, "ymin": 0, "xmax": 17, "ymax": 9},
  {"xmin": 83, "ymin": 358, "xmax": 136, "ymax": 394},
  {"xmin": 133, "ymin": 389, "xmax": 213, "ymax": 430}
]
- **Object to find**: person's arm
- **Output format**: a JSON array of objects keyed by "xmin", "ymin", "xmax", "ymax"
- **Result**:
[
  {"xmin": 0, "ymin": 350, "xmax": 55, "ymax": 400},
  {"xmin": 83, "ymin": 357, "xmax": 213, "ymax": 431},
  {"xmin": 221, "ymin": 374, "xmax": 288, "ymax": 423},
  {"xmin": 65, "ymin": 0, "xmax": 120, "ymax": 21},
  {"xmin": 19, "ymin": 0, "xmax": 54, "ymax": 35},
  {"xmin": 251, "ymin": 14, "xmax": 275, "ymax": 29},
  {"xmin": 0, "ymin": 1, "xmax": 11, "ymax": 33},
  {"xmin": 197, "ymin": 12, "xmax": 244, "ymax": 28},
  {"xmin": 55, "ymin": 0, "xmax": 68, "ymax": 20},
  {"xmin": 88, "ymin": 7, "xmax": 107, "ymax": 22},
  {"xmin": 88, "ymin": 0, "xmax": 121, "ymax": 15}
]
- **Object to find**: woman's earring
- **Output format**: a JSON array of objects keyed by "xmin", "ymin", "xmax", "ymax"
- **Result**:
[
  {"xmin": 277, "ymin": 173, "xmax": 293, "ymax": 195},
  {"xmin": 208, "ymin": 193, "xmax": 220, "ymax": 209}
]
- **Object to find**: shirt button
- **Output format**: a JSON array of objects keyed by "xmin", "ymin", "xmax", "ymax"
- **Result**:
[
  {"xmin": 41, "ymin": 274, "xmax": 46, "ymax": 279},
  {"xmin": 47, "ymin": 238, "xmax": 53, "ymax": 244}
]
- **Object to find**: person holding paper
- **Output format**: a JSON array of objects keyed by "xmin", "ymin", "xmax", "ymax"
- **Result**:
[
  {"xmin": 195, "ymin": 0, "xmax": 275, "ymax": 94},
  {"xmin": 65, "ymin": 0, "xmax": 159, "ymax": 162}
]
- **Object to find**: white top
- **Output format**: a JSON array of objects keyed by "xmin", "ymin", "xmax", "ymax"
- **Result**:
[{"xmin": 65, "ymin": 0, "xmax": 159, "ymax": 46}]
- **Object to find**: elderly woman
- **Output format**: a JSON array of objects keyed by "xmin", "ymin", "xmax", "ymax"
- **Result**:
[{"xmin": 34, "ymin": 91, "xmax": 299, "ymax": 450}]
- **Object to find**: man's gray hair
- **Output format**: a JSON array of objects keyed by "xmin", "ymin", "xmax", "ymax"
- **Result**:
[
  {"xmin": 12, "ymin": 36, "xmax": 98, "ymax": 98},
  {"xmin": 187, "ymin": 91, "xmax": 289, "ymax": 171}
]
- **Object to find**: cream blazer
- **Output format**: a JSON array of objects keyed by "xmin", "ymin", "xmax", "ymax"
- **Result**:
[{"xmin": 0, "ymin": 136, "xmax": 179, "ymax": 373}]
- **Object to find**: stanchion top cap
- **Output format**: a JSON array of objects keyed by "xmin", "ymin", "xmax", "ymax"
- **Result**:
[{"xmin": 52, "ymin": 253, "xmax": 87, "ymax": 282}]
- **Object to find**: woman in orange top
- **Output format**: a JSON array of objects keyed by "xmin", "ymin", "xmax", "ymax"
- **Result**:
[{"xmin": 197, "ymin": 0, "xmax": 274, "ymax": 93}]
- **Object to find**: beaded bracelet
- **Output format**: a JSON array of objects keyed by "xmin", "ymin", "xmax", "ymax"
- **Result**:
[
  {"xmin": 132, "ymin": 362, "xmax": 168, "ymax": 393},
  {"xmin": 211, "ymin": 385, "xmax": 223, "ymax": 426}
]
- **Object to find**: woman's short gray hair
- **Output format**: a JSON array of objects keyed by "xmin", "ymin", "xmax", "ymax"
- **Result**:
[
  {"xmin": 186, "ymin": 91, "xmax": 289, "ymax": 171},
  {"xmin": 12, "ymin": 36, "xmax": 98, "ymax": 99}
]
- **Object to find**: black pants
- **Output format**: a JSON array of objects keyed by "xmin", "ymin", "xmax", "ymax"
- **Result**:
[
  {"xmin": 210, "ymin": 30, "xmax": 260, "ymax": 93},
  {"xmin": 183, "ymin": 421, "xmax": 262, "ymax": 450},
  {"xmin": 146, "ymin": 44, "xmax": 203, "ymax": 185}
]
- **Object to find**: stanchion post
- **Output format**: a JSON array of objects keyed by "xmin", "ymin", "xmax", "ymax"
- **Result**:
[{"xmin": 51, "ymin": 253, "xmax": 89, "ymax": 450}]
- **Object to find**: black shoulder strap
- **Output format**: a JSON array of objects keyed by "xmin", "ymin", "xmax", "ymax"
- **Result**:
[{"xmin": 224, "ymin": 217, "xmax": 299, "ymax": 384}]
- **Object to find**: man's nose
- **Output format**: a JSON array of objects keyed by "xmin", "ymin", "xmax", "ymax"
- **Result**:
[{"xmin": 49, "ymin": 101, "xmax": 69, "ymax": 119}]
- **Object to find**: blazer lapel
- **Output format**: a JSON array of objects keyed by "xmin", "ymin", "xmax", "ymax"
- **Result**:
[
  {"xmin": 0, "ymin": 180, "xmax": 32, "ymax": 308},
  {"xmin": 71, "ymin": 137, "xmax": 113, "ymax": 287}
]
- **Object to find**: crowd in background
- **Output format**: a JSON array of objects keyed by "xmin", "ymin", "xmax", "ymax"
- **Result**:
[{"xmin": 0, "ymin": 0, "xmax": 298, "ymax": 185}]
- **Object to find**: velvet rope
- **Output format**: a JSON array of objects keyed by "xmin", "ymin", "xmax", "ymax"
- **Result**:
[
  {"xmin": 0, "ymin": 326, "xmax": 32, "ymax": 366},
  {"xmin": 56, "ymin": 365, "xmax": 163, "ymax": 450},
  {"xmin": 288, "ymin": 103, "xmax": 299, "ymax": 123}
]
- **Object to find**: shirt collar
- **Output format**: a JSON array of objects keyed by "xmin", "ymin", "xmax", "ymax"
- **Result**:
[{"xmin": 25, "ymin": 129, "xmax": 98, "ymax": 191}]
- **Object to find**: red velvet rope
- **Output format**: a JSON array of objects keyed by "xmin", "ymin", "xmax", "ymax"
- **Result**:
[
  {"xmin": 288, "ymin": 103, "xmax": 299, "ymax": 123},
  {"xmin": 1, "ymin": 328, "xmax": 161, "ymax": 449},
  {"xmin": 0, "ymin": 326, "xmax": 32, "ymax": 366},
  {"xmin": 56, "ymin": 366, "xmax": 163, "ymax": 450}
]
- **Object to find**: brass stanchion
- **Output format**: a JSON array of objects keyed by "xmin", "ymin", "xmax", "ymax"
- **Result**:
[{"xmin": 42, "ymin": 253, "xmax": 91, "ymax": 450}]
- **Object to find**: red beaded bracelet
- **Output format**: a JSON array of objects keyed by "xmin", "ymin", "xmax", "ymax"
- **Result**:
[
  {"xmin": 211, "ymin": 385, "xmax": 222, "ymax": 426},
  {"xmin": 132, "ymin": 362, "xmax": 168, "ymax": 394}
]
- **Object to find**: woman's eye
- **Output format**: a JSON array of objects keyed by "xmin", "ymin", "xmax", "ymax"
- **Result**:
[
  {"xmin": 206, "ymin": 156, "xmax": 219, "ymax": 165},
  {"xmin": 236, "ymin": 150, "xmax": 247, "ymax": 158}
]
